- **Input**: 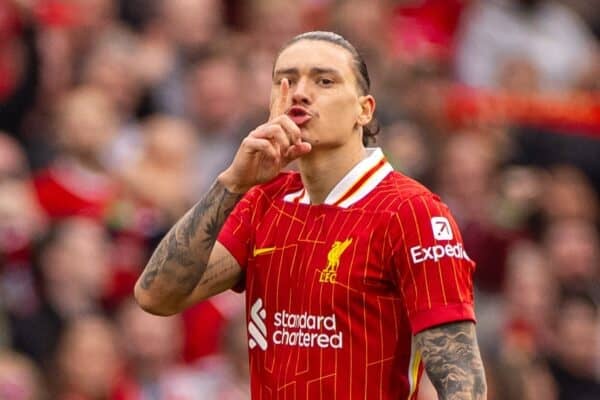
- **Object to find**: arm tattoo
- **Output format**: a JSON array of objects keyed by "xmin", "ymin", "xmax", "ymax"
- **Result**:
[
  {"xmin": 415, "ymin": 321, "xmax": 487, "ymax": 400},
  {"xmin": 139, "ymin": 180, "xmax": 243, "ymax": 296}
]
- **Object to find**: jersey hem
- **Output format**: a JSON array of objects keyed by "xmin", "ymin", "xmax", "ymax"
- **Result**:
[
  {"xmin": 217, "ymin": 235, "xmax": 247, "ymax": 272},
  {"xmin": 410, "ymin": 303, "xmax": 476, "ymax": 334}
]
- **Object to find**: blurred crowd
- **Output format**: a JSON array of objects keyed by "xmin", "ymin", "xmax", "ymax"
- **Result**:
[{"xmin": 0, "ymin": 0, "xmax": 599, "ymax": 399}]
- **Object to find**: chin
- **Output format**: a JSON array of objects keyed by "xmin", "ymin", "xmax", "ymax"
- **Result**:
[{"xmin": 299, "ymin": 127, "xmax": 316, "ymax": 144}]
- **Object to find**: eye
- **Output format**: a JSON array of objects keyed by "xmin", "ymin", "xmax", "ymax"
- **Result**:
[{"xmin": 317, "ymin": 77, "xmax": 334, "ymax": 86}]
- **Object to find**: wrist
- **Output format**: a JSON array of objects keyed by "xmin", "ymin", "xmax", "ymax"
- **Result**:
[{"xmin": 217, "ymin": 170, "xmax": 251, "ymax": 194}]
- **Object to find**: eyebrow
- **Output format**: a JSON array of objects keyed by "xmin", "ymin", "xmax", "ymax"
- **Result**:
[{"xmin": 273, "ymin": 67, "xmax": 343, "ymax": 79}]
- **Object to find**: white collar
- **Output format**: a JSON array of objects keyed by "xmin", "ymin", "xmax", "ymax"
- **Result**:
[{"xmin": 283, "ymin": 147, "xmax": 393, "ymax": 208}]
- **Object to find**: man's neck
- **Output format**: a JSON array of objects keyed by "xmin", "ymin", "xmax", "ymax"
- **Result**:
[{"xmin": 298, "ymin": 139, "xmax": 367, "ymax": 205}]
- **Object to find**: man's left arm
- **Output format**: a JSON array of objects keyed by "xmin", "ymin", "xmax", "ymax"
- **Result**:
[{"xmin": 415, "ymin": 321, "xmax": 487, "ymax": 400}]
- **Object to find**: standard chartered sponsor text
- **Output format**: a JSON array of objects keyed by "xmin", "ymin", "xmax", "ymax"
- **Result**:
[{"xmin": 272, "ymin": 310, "xmax": 343, "ymax": 349}]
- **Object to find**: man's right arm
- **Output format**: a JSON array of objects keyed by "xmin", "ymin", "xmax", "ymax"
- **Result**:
[
  {"xmin": 134, "ymin": 78, "xmax": 311, "ymax": 315},
  {"xmin": 134, "ymin": 179, "xmax": 244, "ymax": 315}
]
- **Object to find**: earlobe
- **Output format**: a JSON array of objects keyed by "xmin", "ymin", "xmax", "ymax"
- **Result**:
[
  {"xmin": 357, "ymin": 95, "xmax": 375, "ymax": 126},
  {"xmin": 358, "ymin": 115, "xmax": 370, "ymax": 126}
]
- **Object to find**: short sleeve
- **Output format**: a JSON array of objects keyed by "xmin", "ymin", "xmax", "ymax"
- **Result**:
[
  {"xmin": 392, "ymin": 194, "xmax": 476, "ymax": 334},
  {"xmin": 217, "ymin": 187, "xmax": 262, "ymax": 271}
]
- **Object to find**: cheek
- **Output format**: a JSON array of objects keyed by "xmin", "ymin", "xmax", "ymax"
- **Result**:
[{"xmin": 322, "ymin": 95, "xmax": 359, "ymax": 125}]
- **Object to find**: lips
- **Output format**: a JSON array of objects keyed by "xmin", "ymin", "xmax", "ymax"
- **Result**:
[{"xmin": 287, "ymin": 106, "xmax": 312, "ymax": 126}]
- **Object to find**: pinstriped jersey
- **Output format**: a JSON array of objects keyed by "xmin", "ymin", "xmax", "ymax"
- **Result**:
[{"xmin": 218, "ymin": 148, "xmax": 476, "ymax": 399}]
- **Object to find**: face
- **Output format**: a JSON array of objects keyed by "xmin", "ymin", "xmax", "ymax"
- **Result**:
[
  {"xmin": 545, "ymin": 219, "xmax": 599, "ymax": 282},
  {"xmin": 57, "ymin": 88, "xmax": 117, "ymax": 158},
  {"xmin": 43, "ymin": 218, "xmax": 110, "ymax": 298},
  {"xmin": 163, "ymin": 0, "xmax": 222, "ymax": 49},
  {"xmin": 189, "ymin": 57, "xmax": 240, "ymax": 130},
  {"xmin": 555, "ymin": 300, "xmax": 599, "ymax": 372},
  {"xmin": 57, "ymin": 317, "xmax": 121, "ymax": 398},
  {"xmin": 118, "ymin": 300, "xmax": 182, "ymax": 368},
  {"xmin": 144, "ymin": 116, "xmax": 197, "ymax": 165},
  {"xmin": 271, "ymin": 40, "xmax": 374, "ymax": 147},
  {"xmin": 0, "ymin": 352, "xmax": 41, "ymax": 400}
]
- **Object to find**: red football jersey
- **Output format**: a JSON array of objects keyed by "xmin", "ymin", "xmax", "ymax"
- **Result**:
[{"xmin": 218, "ymin": 148, "xmax": 475, "ymax": 399}]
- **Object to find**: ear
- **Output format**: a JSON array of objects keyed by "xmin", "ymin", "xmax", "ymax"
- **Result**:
[{"xmin": 357, "ymin": 95, "xmax": 376, "ymax": 127}]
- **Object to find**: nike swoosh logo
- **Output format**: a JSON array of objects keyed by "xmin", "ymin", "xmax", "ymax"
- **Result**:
[{"xmin": 253, "ymin": 247, "xmax": 277, "ymax": 257}]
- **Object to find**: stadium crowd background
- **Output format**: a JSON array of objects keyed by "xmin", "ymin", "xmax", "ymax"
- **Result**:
[{"xmin": 0, "ymin": 0, "xmax": 599, "ymax": 398}]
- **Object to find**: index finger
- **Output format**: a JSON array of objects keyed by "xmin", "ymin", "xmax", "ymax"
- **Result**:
[{"xmin": 269, "ymin": 78, "xmax": 289, "ymax": 121}]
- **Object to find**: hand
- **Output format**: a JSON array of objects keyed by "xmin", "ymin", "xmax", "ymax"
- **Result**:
[{"xmin": 219, "ymin": 79, "xmax": 312, "ymax": 193}]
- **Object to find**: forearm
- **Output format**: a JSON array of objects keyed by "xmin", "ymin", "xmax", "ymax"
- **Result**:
[
  {"xmin": 134, "ymin": 179, "xmax": 243, "ymax": 315},
  {"xmin": 415, "ymin": 321, "xmax": 487, "ymax": 400}
]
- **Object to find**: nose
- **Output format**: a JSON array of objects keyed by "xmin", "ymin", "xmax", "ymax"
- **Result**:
[{"xmin": 291, "ymin": 77, "xmax": 310, "ymax": 105}]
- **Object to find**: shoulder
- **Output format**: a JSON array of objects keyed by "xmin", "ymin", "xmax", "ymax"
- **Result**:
[
  {"xmin": 366, "ymin": 171, "xmax": 442, "ymax": 212},
  {"xmin": 243, "ymin": 171, "xmax": 301, "ymax": 203},
  {"xmin": 384, "ymin": 171, "xmax": 432, "ymax": 196}
]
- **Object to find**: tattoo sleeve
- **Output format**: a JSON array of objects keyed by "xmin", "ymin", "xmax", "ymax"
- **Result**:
[
  {"xmin": 415, "ymin": 321, "xmax": 487, "ymax": 400},
  {"xmin": 136, "ymin": 180, "xmax": 243, "ymax": 313}
]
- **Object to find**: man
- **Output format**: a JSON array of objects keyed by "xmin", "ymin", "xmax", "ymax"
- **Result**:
[{"xmin": 135, "ymin": 31, "xmax": 487, "ymax": 399}]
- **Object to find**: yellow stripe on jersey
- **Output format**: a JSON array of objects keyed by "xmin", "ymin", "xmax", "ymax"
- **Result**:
[
  {"xmin": 253, "ymin": 246, "xmax": 277, "ymax": 257},
  {"xmin": 407, "ymin": 347, "xmax": 422, "ymax": 400}
]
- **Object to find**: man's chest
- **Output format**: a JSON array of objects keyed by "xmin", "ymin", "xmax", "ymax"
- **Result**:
[
  {"xmin": 243, "ymin": 204, "xmax": 409, "ymax": 380},
  {"xmin": 247, "ymin": 205, "xmax": 398, "ymax": 302}
]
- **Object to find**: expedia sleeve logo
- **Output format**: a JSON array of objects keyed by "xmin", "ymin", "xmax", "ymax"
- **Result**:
[
  {"xmin": 430, "ymin": 217, "xmax": 453, "ymax": 240},
  {"xmin": 410, "ymin": 243, "xmax": 470, "ymax": 264},
  {"xmin": 409, "ymin": 216, "xmax": 469, "ymax": 264}
]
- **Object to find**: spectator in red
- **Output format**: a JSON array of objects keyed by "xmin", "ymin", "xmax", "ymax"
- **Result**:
[{"xmin": 33, "ymin": 86, "xmax": 119, "ymax": 220}]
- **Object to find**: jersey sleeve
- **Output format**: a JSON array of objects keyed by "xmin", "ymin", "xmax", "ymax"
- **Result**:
[
  {"xmin": 217, "ymin": 187, "xmax": 262, "ymax": 271},
  {"xmin": 391, "ymin": 194, "xmax": 476, "ymax": 334}
]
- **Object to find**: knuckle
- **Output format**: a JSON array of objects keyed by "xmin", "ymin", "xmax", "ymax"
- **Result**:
[{"xmin": 248, "ymin": 128, "xmax": 262, "ymax": 138}]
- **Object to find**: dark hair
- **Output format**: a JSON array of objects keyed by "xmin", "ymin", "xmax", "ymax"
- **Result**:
[{"xmin": 277, "ymin": 31, "xmax": 380, "ymax": 146}]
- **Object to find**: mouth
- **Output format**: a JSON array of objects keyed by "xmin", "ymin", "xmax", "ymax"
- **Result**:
[{"xmin": 287, "ymin": 106, "xmax": 313, "ymax": 126}]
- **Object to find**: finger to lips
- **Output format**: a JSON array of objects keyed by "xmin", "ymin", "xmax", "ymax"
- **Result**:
[
  {"xmin": 269, "ymin": 78, "xmax": 289, "ymax": 121},
  {"xmin": 248, "ymin": 128, "xmax": 283, "ymax": 162},
  {"xmin": 284, "ymin": 141, "xmax": 312, "ymax": 161},
  {"xmin": 254, "ymin": 125, "xmax": 291, "ymax": 149},
  {"xmin": 243, "ymin": 137, "xmax": 279, "ymax": 160},
  {"xmin": 273, "ymin": 115, "xmax": 302, "ymax": 145},
  {"xmin": 268, "ymin": 79, "xmax": 304, "ymax": 145}
]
